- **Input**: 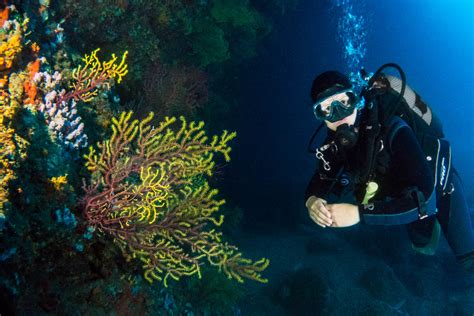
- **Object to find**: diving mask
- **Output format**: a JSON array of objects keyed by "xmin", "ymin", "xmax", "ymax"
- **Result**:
[{"xmin": 313, "ymin": 89, "xmax": 357, "ymax": 123}]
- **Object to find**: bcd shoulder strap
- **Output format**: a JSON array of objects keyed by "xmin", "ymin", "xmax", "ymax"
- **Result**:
[{"xmin": 386, "ymin": 116, "xmax": 452, "ymax": 199}]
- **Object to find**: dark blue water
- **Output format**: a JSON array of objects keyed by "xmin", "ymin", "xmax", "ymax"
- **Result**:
[
  {"xmin": 364, "ymin": 0, "xmax": 474, "ymax": 186},
  {"xmin": 225, "ymin": 0, "xmax": 474, "ymax": 229},
  {"xmin": 223, "ymin": 1, "xmax": 474, "ymax": 313}
]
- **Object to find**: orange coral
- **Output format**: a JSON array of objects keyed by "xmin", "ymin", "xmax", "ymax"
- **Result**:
[
  {"xmin": 23, "ymin": 58, "xmax": 41, "ymax": 105},
  {"xmin": 0, "ymin": 4, "xmax": 8, "ymax": 27},
  {"xmin": 38, "ymin": 5, "xmax": 47, "ymax": 16},
  {"xmin": 31, "ymin": 42, "xmax": 40, "ymax": 54}
]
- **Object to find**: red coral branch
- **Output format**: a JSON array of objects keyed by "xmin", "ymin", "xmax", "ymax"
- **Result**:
[{"xmin": 143, "ymin": 62, "xmax": 208, "ymax": 117}]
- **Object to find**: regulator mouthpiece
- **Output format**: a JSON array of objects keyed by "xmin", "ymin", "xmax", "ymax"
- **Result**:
[{"xmin": 335, "ymin": 123, "xmax": 358, "ymax": 149}]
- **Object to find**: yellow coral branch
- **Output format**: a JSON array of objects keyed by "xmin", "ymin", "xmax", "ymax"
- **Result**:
[
  {"xmin": 50, "ymin": 175, "xmax": 68, "ymax": 191},
  {"xmin": 66, "ymin": 49, "xmax": 128, "ymax": 103},
  {"xmin": 83, "ymin": 111, "xmax": 269, "ymax": 286}
]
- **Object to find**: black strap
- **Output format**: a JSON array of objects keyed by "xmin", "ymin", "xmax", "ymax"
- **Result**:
[
  {"xmin": 307, "ymin": 121, "xmax": 326, "ymax": 154},
  {"xmin": 322, "ymin": 166, "xmax": 345, "ymax": 199},
  {"xmin": 386, "ymin": 116, "xmax": 408, "ymax": 153},
  {"xmin": 404, "ymin": 186, "xmax": 427, "ymax": 219}
]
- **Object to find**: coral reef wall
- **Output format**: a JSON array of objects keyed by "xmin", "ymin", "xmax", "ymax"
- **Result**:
[{"xmin": 0, "ymin": 1, "xmax": 296, "ymax": 314}]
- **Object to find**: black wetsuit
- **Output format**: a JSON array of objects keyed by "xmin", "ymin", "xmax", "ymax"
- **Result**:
[{"xmin": 305, "ymin": 116, "xmax": 474, "ymax": 264}]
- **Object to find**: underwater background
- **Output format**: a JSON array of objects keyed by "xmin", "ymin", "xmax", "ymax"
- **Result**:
[{"xmin": 0, "ymin": 0, "xmax": 472, "ymax": 315}]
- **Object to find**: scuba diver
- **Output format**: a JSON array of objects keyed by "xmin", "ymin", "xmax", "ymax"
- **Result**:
[{"xmin": 305, "ymin": 64, "xmax": 474, "ymax": 272}]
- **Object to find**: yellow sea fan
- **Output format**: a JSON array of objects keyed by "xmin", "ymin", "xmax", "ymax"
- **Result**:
[
  {"xmin": 84, "ymin": 111, "xmax": 269, "ymax": 286},
  {"xmin": 68, "ymin": 49, "xmax": 128, "ymax": 102}
]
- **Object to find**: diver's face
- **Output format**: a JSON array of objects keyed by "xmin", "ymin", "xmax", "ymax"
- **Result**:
[{"xmin": 325, "ymin": 108, "xmax": 357, "ymax": 131}]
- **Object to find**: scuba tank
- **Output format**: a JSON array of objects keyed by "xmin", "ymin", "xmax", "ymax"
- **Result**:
[
  {"xmin": 362, "ymin": 63, "xmax": 444, "ymax": 140},
  {"xmin": 362, "ymin": 63, "xmax": 451, "ymax": 199}
]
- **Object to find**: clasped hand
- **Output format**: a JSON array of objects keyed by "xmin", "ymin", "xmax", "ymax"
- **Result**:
[{"xmin": 306, "ymin": 196, "xmax": 360, "ymax": 228}]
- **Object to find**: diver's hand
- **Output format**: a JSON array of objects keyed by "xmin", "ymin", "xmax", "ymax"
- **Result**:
[
  {"xmin": 326, "ymin": 203, "xmax": 360, "ymax": 227},
  {"xmin": 306, "ymin": 196, "xmax": 333, "ymax": 228}
]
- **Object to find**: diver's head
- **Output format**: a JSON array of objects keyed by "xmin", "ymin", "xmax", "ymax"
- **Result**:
[{"xmin": 310, "ymin": 71, "xmax": 359, "ymax": 132}]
